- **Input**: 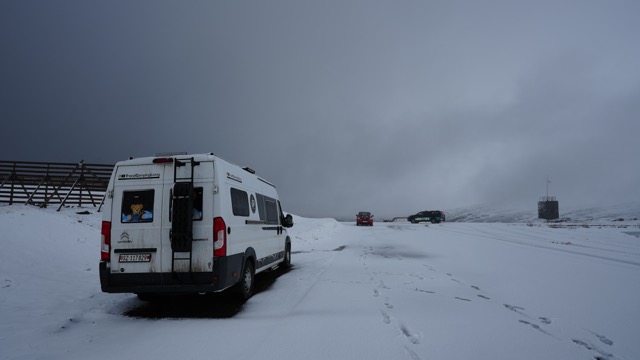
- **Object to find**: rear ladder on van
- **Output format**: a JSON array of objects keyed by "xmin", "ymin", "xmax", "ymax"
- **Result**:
[{"xmin": 170, "ymin": 157, "xmax": 200, "ymax": 273}]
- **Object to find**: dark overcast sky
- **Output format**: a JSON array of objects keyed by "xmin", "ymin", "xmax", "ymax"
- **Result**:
[{"xmin": 2, "ymin": 0, "xmax": 639, "ymax": 218}]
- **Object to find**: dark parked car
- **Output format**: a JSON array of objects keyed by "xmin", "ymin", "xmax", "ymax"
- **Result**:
[
  {"xmin": 356, "ymin": 211, "xmax": 374, "ymax": 226},
  {"xmin": 408, "ymin": 210, "xmax": 445, "ymax": 224}
]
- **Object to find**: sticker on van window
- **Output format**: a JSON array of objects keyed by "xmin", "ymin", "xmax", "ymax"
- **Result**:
[{"xmin": 121, "ymin": 190, "xmax": 154, "ymax": 223}]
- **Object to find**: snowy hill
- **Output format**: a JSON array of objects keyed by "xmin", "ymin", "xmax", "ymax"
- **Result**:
[{"xmin": 444, "ymin": 202, "xmax": 640, "ymax": 224}]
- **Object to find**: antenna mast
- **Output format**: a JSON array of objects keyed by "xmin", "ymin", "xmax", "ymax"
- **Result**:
[{"xmin": 546, "ymin": 176, "xmax": 549, "ymax": 198}]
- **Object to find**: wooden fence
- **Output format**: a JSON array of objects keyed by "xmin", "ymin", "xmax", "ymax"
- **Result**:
[{"xmin": 0, "ymin": 160, "xmax": 114, "ymax": 211}]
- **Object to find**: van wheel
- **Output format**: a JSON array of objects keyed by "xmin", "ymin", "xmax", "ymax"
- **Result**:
[
  {"xmin": 235, "ymin": 261, "xmax": 255, "ymax": 302},
  {"xmin": 282, "ymin": 243, "xmax": 292, "ymax": 269}
]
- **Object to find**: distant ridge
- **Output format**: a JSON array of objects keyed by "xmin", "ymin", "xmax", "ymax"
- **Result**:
[{"xmin": 444, "ymin": 202, "xmax": 640, "ymax": 223}]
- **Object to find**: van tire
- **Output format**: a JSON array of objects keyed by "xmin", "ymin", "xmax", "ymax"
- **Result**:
[
  {"xmin": 282, "ymin": 243, "xmax": 291, "ymax": 269},
  {"xmin": 235, "ymin": 261, "xmax": 255, "ymax": 302}
]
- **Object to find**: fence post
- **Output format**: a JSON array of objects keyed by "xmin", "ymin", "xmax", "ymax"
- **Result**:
[
  {"xmin": 9, "ymin": 162, "xmax": 16, "ymax": 205},
  {"xmin": 44, "ymin": 163, "xmax": 50, "ymax": 205},
  {"xmin": 79, "ymin": 161, "xmax": 84, "ymax": 206}
]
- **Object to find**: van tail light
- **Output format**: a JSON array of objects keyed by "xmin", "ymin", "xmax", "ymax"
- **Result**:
[
  {"xmin": 101, "ymin": 221, "xmax": 111, "ymax": 261},
  {"xmin": 152, "ymin": 157, "xmax": 174, "ymax": 164},
  {"xmin": 214, "ymin": 217, "xmax": 227, "ymax": 257}
]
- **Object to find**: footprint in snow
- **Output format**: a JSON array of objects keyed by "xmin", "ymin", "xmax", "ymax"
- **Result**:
[
  {"xmin": 519, "ymin": 320, "xmax": 541, "ymax": 329},
  {"xmin": 504, "ymin": 304, "xmax": 527, "ymax": 316},
  {"xmin": 384, "ymin": 298, "xmax": 393, "ymax": 309},
  {"xmin": 380, "ymin": 310, "xmax": 391, "ymax": 324},
  {"xmin": 422, "ymin": 264, "xmax": 435, "ymax": 271},
  {"xmin": 399, "ymin": 322, "xmax": 420, "ymax": 344},
  {"xmin": 378, "ymin": 280, "xmax": 390, "ymax": 289},
  {"xmin": 454, "ymin": 297, "xmax": 471, "ymax": 302},
  {"xmin": 402, "ymin": 344, "xmax": 423, "ymax": 360},
  {"xmin": 415, "ymin": 288, "xmax": 435, "ymax": 294},
  {"xmin": 519, "ymin": 320, "xmax": 554, "ymax": 337},
  {"xmin": 538, "ymin": 317, "xmax": 551, "ymax": 324},
  {"xmin": 591, "ymin": 332, "xmax": 614, "ymax": 346},
  {"xmin": 572, "ymin": 339, "xmax": 614, "ymax": 360}
]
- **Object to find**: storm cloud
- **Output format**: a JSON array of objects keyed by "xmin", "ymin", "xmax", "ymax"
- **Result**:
[{"xmin": 1, "ymin": 0, "xmax": 639, "ymax": 218}]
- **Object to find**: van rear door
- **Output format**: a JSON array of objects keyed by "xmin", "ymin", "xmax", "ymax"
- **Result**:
[{"xmin": 110, "ymin": 164, "xmax": 166, "ymax": 275}]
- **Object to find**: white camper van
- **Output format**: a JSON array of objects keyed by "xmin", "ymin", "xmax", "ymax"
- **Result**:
[{"xmin": 99, "ymin": 153, "xmax": 293, "ymax": 301}]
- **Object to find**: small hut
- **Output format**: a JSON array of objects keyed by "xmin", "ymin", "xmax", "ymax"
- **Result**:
[{"xmin": 538, "ymin": 196, "xmax": 559, "ymax": 220}]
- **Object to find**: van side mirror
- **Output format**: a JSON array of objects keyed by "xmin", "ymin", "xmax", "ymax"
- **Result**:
[{"xmin": 282, "ymin": 214, "xmax": 294, "ymax": 228}]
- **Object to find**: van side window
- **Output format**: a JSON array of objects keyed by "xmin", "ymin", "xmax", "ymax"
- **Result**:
[
  {"xmin": 256, "ymin": 194, "xmax": 266, "ymax": 221},
  {"xmin": 277, "ymin": 200, "xmax": 285, "ymax": 223},
  {"xmin": 265, "ymin": 198, "xmax": 278, "ymax": 224},
  {"xmin": 256, "ymin": 193, "xmax": 278, "ymax": 225},
  {"xmin": 230, "ymin": 188, "xmax": 250, "ymax": 216},
  {"xmin": 121, "ymin": 190, "xmax": 154, "ymax": 223}
]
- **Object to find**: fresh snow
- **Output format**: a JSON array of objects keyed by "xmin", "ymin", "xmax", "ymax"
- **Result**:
[{"xmin": 1, "ymin": 204, "xmax": 639, "ymax": 360}]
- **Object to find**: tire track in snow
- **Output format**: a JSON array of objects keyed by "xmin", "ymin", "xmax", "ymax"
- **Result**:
[{"xmin": 439, "ymin": 224, "xmax": 640, "ymax": 267}]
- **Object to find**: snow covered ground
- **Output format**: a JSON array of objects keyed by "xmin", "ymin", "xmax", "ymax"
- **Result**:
[{"xmin": 1, "ymin": 204, "xmax": 639, "ymax": 360}]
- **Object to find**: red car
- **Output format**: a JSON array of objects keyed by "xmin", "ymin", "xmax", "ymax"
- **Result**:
[{"xmin": 356, "ymin": 211, "xmax": 374, "ymax": 226}]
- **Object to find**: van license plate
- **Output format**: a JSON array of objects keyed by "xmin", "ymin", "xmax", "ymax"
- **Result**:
[{"xmin": 119, "ymin": 254, "xmax": 151, "ymax": 263}]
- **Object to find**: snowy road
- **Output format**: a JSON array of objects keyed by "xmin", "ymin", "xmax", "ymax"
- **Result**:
[{"xmin": 1, "ymin": 207, "xmax": 639, "ymax": 360}]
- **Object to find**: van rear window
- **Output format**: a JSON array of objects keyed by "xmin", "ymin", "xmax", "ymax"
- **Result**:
[
  {"xmin": 121, "ymin": 190, "xmax": 154, "ymax": 223},
  {"xmin": 192, "ymin": 187, "xmax": 203, "ymax": 221},
  {"xmin": 169, "ymin": 186, "xmax": 203, "ymax": 221}
]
